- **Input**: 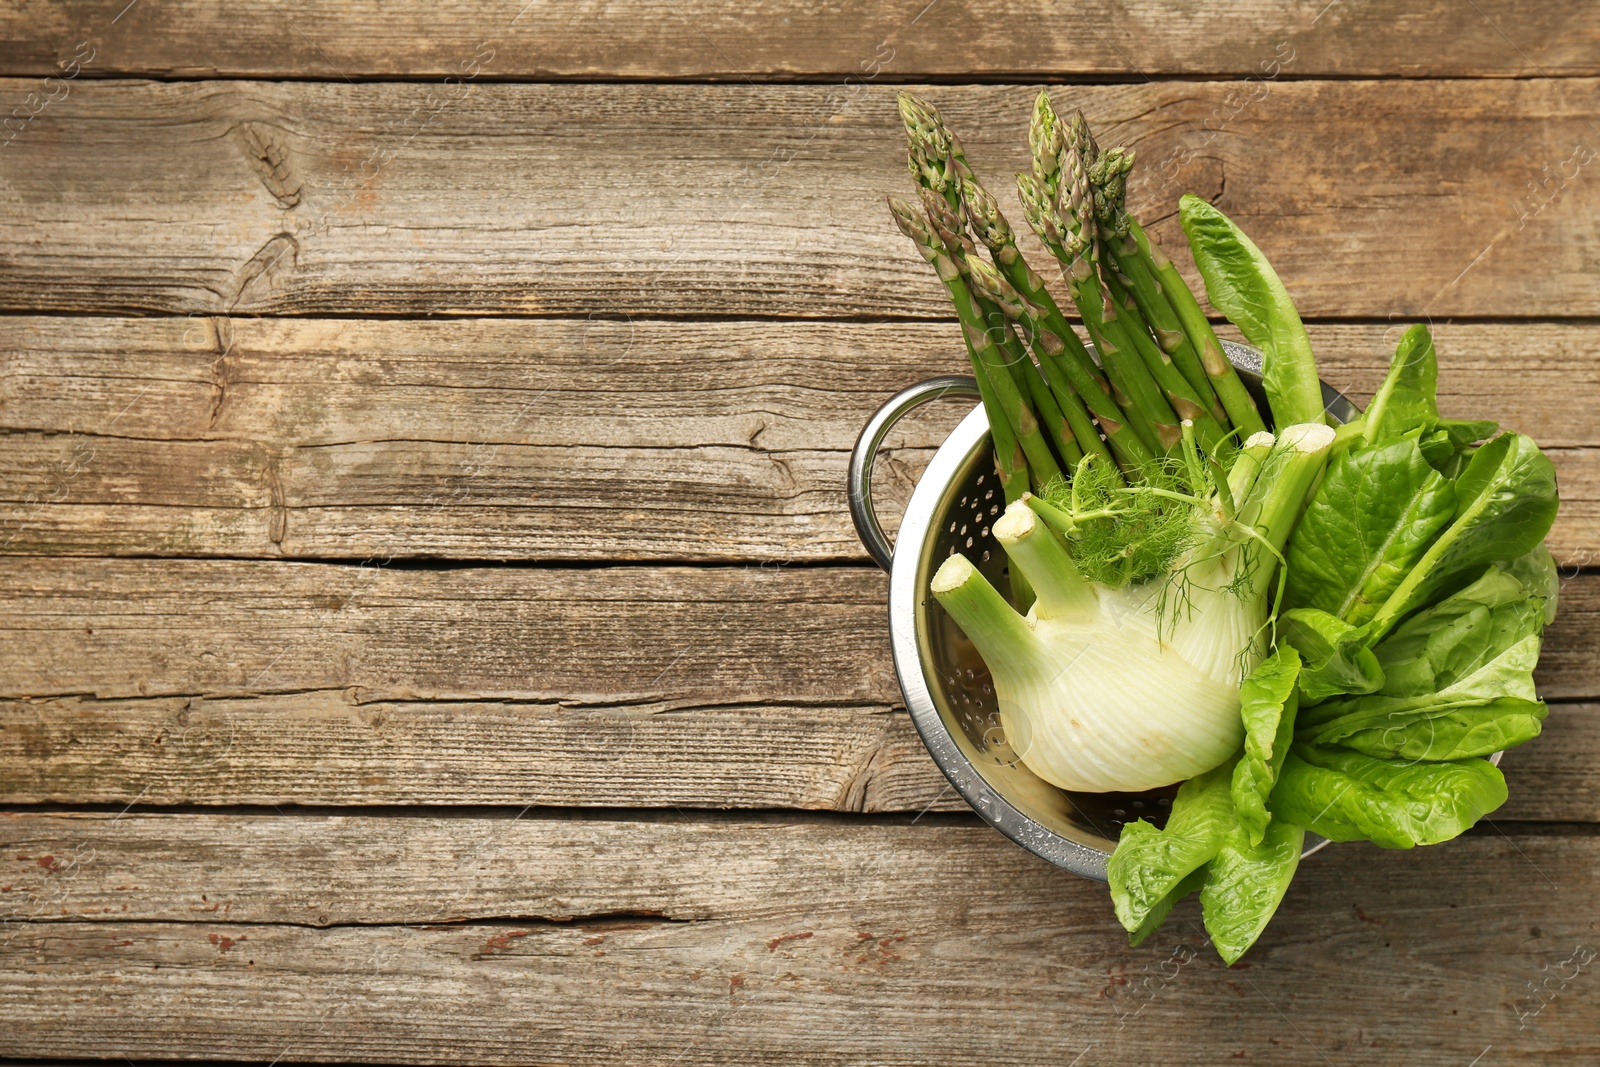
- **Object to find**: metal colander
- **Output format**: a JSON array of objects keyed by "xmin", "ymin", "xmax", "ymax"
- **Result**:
[{"xmin": 849, "ymin": 341, "xmax": 1359, "ymax": 880}]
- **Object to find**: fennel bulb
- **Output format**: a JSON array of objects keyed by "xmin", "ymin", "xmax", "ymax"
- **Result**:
[{"xmin": 932, "ymin": 423, "xmax": 1336, "ymax": 793}]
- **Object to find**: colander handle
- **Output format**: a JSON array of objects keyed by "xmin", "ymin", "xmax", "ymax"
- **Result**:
[{"xmin": 848, "ymin": 375, "xmax": 982, "ymax": 571}]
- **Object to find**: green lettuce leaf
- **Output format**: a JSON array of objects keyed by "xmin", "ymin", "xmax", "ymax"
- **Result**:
[
  {"xmin": 1331, "ymin": 698, "xmax": 1546, "ymax": 761},
  {"xmin": 1270, "ymin": 744, "xmax": 1507, "ymax": 849},
  {"xmin": 1108, "ymin": 762, "xmax": 1234, "ymax": 935},
  {"xmin": 1298, "ymin": 564, "xmax": 1549, "ymax": 756},
  {"xmin": 1441, "ymin": 418, "xmax": 1501, "ymax": 451},
  {"xmin": 1231, "ymin": 647, "xmax": 1301, "ymax": 847},
  {"xmin": 1498, "ymin": 543, "xmax": 1560, "ymax": 625},
  {"xmin": 1179, "ymin": 195, "xmax": 1324, "ymax": 427},
  {"xmin": 1366, "ymin": 432, "xmax": 1558, "ymax": 641},
  {"xmin": 1128, "ymin": 867, "xmax": 1207, "ymax": 948},
  {"xmin": 1284, "ymin": 435, "xmax": 1457, "ymax": 625},
  {"xmin": 1200, "ymin": 816, "xmax": 1304, "ymax": 966},
  {"xmin": 1279, "ymin": 608, "xmax": 1384, "ymax": 703},
  {"xmin": 1363, "ymin": 324, "xmax": 1441, "ymax": 444},
  {"xmin": 1360, "ymin": 324, "xmax": 1496, "ymax": 464}
]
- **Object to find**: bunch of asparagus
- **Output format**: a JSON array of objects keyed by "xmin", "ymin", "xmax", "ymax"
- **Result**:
[{"xmin": 888, "ymin": 91, "xmax": 1268, "ymax": 500}]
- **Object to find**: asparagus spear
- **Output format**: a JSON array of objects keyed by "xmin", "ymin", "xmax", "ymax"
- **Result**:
[
  {"xmin": 961, "ymin": 176, "xmax": 1155, "ymax": 472},
  {"xmin": 1076, "ymin": 151, "xmax": 1229, "ymax": 451},
  {"xmin": 1088, "ymin": 149, "xmax": 1227, "ymax": 423},
  {"xmin": 902, "ymin": 94, "xmax": 1128, "ymax": 463},
  {"xmin": 900, "ymin": 93, "xmax": 963, "ymax": 194},
  {"xmin": 1048, "ymin": 125, "xmax": 1270, "ymax": 441},
  {"xmin": 1016, "ymin": 172, "xmax": 1167, "ymax": 456},
  {"xmin": 900, "ymin": 96, "xmax": 1032, "ymax": 395},
  {"xmin": 1041, "ymin": 142, "xmax": 1183, "ymax": 454},
  {"xmin": 1010, "ymin": 331, "xmax": 1086, "ymax": 472},
  {"xmin": 896, "ymin": 102, "xmax": 1074, "ymax": 486},
  {"xmin": 966, "ymin": 253, "xmax": 1108, "ymax": 470},
  {"xmin": 888, "ymin": 197, "xmax": 1062, "ymax": 490},
  {"xmin": 1091, "ymin": 222, "xmax": 1234, "ymax": 455},
  {"xmin": 1028, "ymin": 90, "xmax": 1066, "ymax": 202},
  {"xmin": 915, "ymin": 186, "xmax": 1043, "ymax": 413}
]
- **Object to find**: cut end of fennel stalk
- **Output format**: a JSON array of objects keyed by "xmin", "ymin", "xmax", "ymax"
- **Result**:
[
  {"xmin": 931, "ymin": 552, "xmax": 977, "ymax": 595},
  {"xmin": 1243, "ymin": 430, "xmax": 1276, "ymax": 450},
  {"xmin": 991, "ymin": 499, "xmax": 1038, "ymax": 542},
  {"xmin": 1277, "ymin": 421, "xmax": 1336, "ymax": 452}
]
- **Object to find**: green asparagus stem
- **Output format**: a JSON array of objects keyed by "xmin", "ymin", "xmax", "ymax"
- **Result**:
[
  {"xmin": 916, "ymin": 187, "xmax": 1047, "ymax": 424},
  {"xmin": 898, "ymin": 111, "xmax": 1075, "ymax": 490},
  {"xmin": 1105, "ymin": 235, "xmax": 1226, "ymax": 421},
  {"xmin": 1100, "ymin": 257, "xmax": 1233, "ymax": 456},
  {"xmin": 1061, "ymin": 109, "xmax": 1264, "ymax": 441},
  {"xmin": 1088, "ymin": 150, "xmax": 1227, "ymax": 423},
  {"xmin": 897, "ymin": 96, "xmax": 1071, "ymax": 490},
  {"xmin": 1016, "ymin": 171, "xmax": 1174, "ymax": 456},
  {"xmin": 962, "ymin": 176, "xmax": 1154, "ymax": 471},
  {"xmin": 1126, "ymin": 215, "xmax": 1268, "ymax": 438},
  {"xmin": 966, "ymin": 256, "xmax": 1084, "ymax": 475},
  {"xmin": 1017, "ymin": 341, "xmax": 1086, "ymax": 471},
  {"xmin": 966, "ymin": 253, "xmax": 1108, "ymax": 470},
  {"xmin": 889, "ymin": 196, "xmax": 1063, "ymax": 488},
  {"xmin": 888, "ymin": 197, "xmax": 1029, "ymax": 502},
  {"xmin": 1058, "ymin": 147, "xmax": 1183, "ymax": 454}
]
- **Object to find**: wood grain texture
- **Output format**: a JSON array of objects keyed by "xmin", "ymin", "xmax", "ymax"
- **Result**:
[
  {"xmin": 0, "ymin": 559, "xmax": 901, "ymax": 705},
  {"xmin": 0, "ymin": 815, "xmax": 1595, "ymax": 1064},
  {"xmin": 4, "ymin": 1, "xmax": 1599, "ymax": 79},
  {"xmin": 2, "ymin": 79, "xmax": 1598, "ymax": 318},
  {"xmin": 0, "ymin": 690, "xmax": 1591, "ymax": 821},
  {"xmin": 4, "ymin": 317, "xmax": 1596, "ymax": 563},
  {"xmin": 0, "ymin": 693, "xmax": 955, "ymax": 814}
]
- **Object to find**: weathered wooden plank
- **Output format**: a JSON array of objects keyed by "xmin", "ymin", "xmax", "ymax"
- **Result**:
[
  {"xmin": 0, "ymin": 816, "xmax": 1594, "ymax": 1064},
  {"xmin": 1, "ymin": 561, "xmax": 1595, "ymax": 705},
  {"xmin": 0, "ymin": 560, "xmax": 909, "ymax": 706},
  {"xmin": 1, "ymin": 79, "xmax": 1597, "ymax": 318},
  {"xmin": 5, "ymin": 1, "xmax": 1599, "ymax": 79},
  {"xmin": 4, "ymin": 317, "xmax": 1596, "ymax": 563},
  {"xmin": 0, "ymin": 691, "xmax": 1588, "ymax": 820},
  {"xmin": 1499, "ymin": 701, "xmax": 1600, "ymax": 822},
  {"xmin": 0, "ymin": 693, "xmax": 954, "ymax": 813}
]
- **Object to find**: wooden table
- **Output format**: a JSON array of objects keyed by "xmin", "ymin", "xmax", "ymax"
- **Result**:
[{"xmin": 2, "ymin": 3, "xmax": 1597, "ymax": 1063}]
